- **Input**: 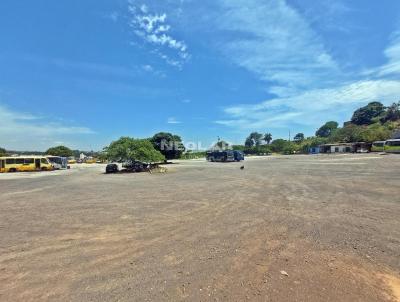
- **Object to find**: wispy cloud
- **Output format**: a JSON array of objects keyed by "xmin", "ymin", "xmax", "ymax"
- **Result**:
[
  {"xmin": 167, "ymin": 117, "xmax": 181, "ymax": 124},
  {"xmin": 217, "ymin": 79, "xmax": 400, "ymax": 131},
  {"xmin": 0, "ymin": 104, "xmax": 94, "ymax": 150},
  {"xmin": 214, "ymin": 1, "xmax": 400, "ymax": 133},
  {"xmin": 213, "ymin": 0, "xmax": 342, "ymax": 95},
  {"xmin": 296, "ymin": 0, "xmax": 356, "ymax": 34},
  {"xmin": 128, "ymin": 1, "xmax": 189, "ymax": 67},
  {"xmin": 375, "ymin": 31, "xmax": 400, "ymax": 76}
]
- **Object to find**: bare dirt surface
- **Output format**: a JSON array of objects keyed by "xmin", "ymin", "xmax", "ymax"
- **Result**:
[{"xmin": 0, "ymin": 154, "xmax": 399, "ymax": 301}]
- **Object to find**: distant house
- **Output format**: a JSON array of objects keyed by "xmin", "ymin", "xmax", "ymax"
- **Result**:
[
  {"xmin": 319, "ymin": 142, "xmax": 371, "ymax": 153},
  {"xmin": 309, "ymin": 146, "xmax": 320, "ymax": 154},
  {"xmin": 319, "ymin": 143, "xmax": 354, "ymax": 153}
]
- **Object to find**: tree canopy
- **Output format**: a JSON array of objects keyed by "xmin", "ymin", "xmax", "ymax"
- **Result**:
[
  {"xmin": 150, "ymin": 132, "xmax": 185, "ymax": 160},
  {"xmin": 293, "ymin": 133, "xmax": 304, "ymax": 143},
  {"xmin": 245, "ymin": 132, "xmax": 263, "ymax": 147},
  {"xmin": 381, "ymin": 102, "xmax": 400, "ymax": 122},
  {"xmin": 264, "ymin": 133, "xmax": 272, "ymax": 144},
  {"xmin": 105, "ymin": 137, "xmax": 165, "ymax": 163},
  {"xmin": 46, "ymin": 146, "xmax": 73, "ymax": 157},
  {"xmin": 0, "ymin": 147, "xmax": 7, "ymax": 156},
  {"xmin": 329, "ymin": 123, "xmax": 392, "ymax": 143},
  {"xmin": 351, "ymin": 101, "xmax": 385, "ymax": 125},
  {"xmin": 316, "ymin": 121, "xmax": 339, "ymax": 137}
]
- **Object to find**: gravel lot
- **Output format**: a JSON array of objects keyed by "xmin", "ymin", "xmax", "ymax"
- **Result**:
[{"xmin": 0, "ymin": 154, "xmax": 399, "ymax": 301}]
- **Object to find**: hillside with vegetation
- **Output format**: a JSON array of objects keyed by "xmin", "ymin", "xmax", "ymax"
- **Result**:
[{"xmin": 239, "ymin": 101, "xmax": 400, "ymax": 155}]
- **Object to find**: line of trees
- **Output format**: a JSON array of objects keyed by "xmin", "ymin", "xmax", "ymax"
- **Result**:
[
  {"xmin": 316, "ymin": 101, "xmax": 399, "ymax": 143},
  {"xmin": 3, "ymin": 101, "xmax": 399, "ymax": 161},
  {"xmin": 41, "ymin": 132, "xmax": 185, "ymax": 164},
  {"xmin": 238, "ymin": 100, "xmax": 400, "ymax": 155}
]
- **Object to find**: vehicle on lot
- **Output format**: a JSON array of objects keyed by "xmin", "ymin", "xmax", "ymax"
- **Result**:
[
  {"xmin": 206, "ymin": 150, "xmax": 235, "ymax": 162},
  {"xmin": 371, "ymin": 141, "xmax": 386, "ymax": 152},
  {"xmin": 105, "ymin": 163, "xmax": 119, "ymax": 174},
  {"xmin": 123, "ymin": 161, "xmax": 149, "ymax": 172},
  {"xmin": 384, "ymin": 139, "xmax": 400, "ymax": 153},
  {"xmin": 46, "ymin": 156, "xmax": 69, "ymax": 169},
  {"xmin": 0, "ymin": 156, "xmax": 53, "ymax": 173},
  {"xmin": 233, "ymin": 150, "xmax": 245, "ymax": 161}
]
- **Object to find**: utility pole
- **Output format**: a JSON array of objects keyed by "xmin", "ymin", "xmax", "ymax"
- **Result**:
[{"xmin": 288, "ymin": 130, "xmax": 291, "ymax": 142}]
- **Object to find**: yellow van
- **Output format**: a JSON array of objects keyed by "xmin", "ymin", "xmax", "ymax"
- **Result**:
[{"xmin": 0, "ymin": 156, "xmax": 53, "ymax": 173}]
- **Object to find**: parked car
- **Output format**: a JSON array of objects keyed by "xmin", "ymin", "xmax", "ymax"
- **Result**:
[
  {"xmin": 206, "ymin": 150, "xmax": 235, "ymax": 162},
  {"xmin": 123, "ymin": 161, "xmax": 149, "ymax": 172},
  {"xmin": 233, "ymin": 150, "xmax": 244, "ymax": 161},
  {"xmin": 105, "ymin": 163, "xmax": 119, "ymax": 174}
]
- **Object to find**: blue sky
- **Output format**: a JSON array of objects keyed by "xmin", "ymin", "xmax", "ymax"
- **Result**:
[{"xmin": 1, "ymin": 0, "xmax": 400, "ymax": 151}]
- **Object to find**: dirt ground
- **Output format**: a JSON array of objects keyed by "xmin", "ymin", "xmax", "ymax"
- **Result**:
[{"xmin": 0, "ymin": 154, "xmax": 399, "ymax": 301}]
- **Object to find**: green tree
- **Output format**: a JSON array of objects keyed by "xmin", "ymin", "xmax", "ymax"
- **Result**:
[
  {"xmin": 104, "ymin": 137, "xmax": 165, "ymax": 163},
  {"xmin": 150, "ymin": 132, "xmax": 185, "ymax": 160},
  {"xmin": 270, "ymin": 139, "xmax": 299, "ymax": 154},
  {"xmin": 329, "ymin": 124, "xmax": 363, "ymax": 143},
  {"xmin": 360, "ymin": 124, "xmax": 392, "ymax": 142},
  {"xmin": 213, "ymin": 140, "xmax": 230, "ymax": 150},
  {"xmin": 264, "ymin": 133, "xmax": 272, "ymax": 144},
  {"xmin": 293, "ymin": 133, "xmax": 304, "ymax": 143},
  {"xmin": 351, "ymin": 101, "xmax": 385, "ymax": 125},
  {"xmin": 270, "ymin": 139, "xmax": 288, "ymax": 153},
  {"xmin": 245, "ymin": 137, "xmax": 253, "ymax": 147},
  {"xmin": 232, "ymin": 145, "xmax": 245, "ymax": 151},
  {"xmin": 316, "ymin": 121, "xmax": 339, "ymax": 137},
  {"xmin": 382, "ymin": 102, "xmax": 400, "ymax": 122},
  {"xmin": 245, "ymin": 132, "xmax": 263, "ymax": 147},
  {"xmin": 46, "ymin": 146, "xmax": 73, "ymax": 157},
  {"xmin": 299, "ymin": 137, "xmax": 328, "ymax": 153},
  {"xmin": 0, "ymin": 147, "xmax": 7, "ymax": 156}
]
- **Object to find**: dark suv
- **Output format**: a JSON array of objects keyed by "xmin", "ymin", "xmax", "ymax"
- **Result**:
[{"xmin": 105, "ymin": 163, "xmax": 119, "ymax": 174}]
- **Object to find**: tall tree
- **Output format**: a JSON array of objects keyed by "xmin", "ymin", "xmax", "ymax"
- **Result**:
[
  {"xmin": 293, "ymin": 133, "xmax": 305, "ymax": 143},
  {"xmin": 264, "ymin": 133, "xmax": 272, "ymax": 144},
  {"xmin": 245, "ymin": 137, "xmax": 253, "ymax": 147},
  {"xmin": 382, "ymin": 102, "xmax": 400, "ymax": 122},
  {"xmin": 46, "ymin": 146, "xmax": 73, "ymax": 157},
  {"xmin": 316, "ymin": 121, "xmax": 339, "ymax": 137},
  {"xmin": 245, "ymin": 132, "xmax": 263, "ymax": 147},
  {"xmin": 150, "ymin": 132, "xmax": 185, "ymax": 160},
  {"xmin": 351, "ymin": 101, "xmax": 385, "ymax": 125},
  {"xmin": 105, "ymin": 137, "xmax": 165, "ymax": 163}
]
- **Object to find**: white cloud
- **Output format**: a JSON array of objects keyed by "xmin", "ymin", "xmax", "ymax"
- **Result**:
[
  {"xmin": 214, "ymin": 0, "xmax": 341, "ymax": 94},
  {"xmin": 0, "ymin": 104, "xmax": 94, "ymax": 151},
  {"xmin": 214, "ymin": 1, "xmax": 400, "ymax": 134},
  {"xmin": 128, "ymin": 1, "xmax": 189, "ymax": 67},
  {"xmin": 167, "ymin": 117, "xmax": 181, "ymax": 124},
  {"xmin": 376, "ymin": 31, "xmax": 400, "ymax": 76},
  {"xmin": 216, "ymin": 79, "xmax": 400, "ymax": 131},
  {"xmin": 142, "ymin": 64, "xmax": 153, "ymax": 72}
]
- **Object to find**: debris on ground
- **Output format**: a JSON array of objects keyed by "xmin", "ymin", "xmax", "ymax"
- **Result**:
[{"xmin": 280, "ymin": 270, "xmax": 289, "ymax": 277}]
